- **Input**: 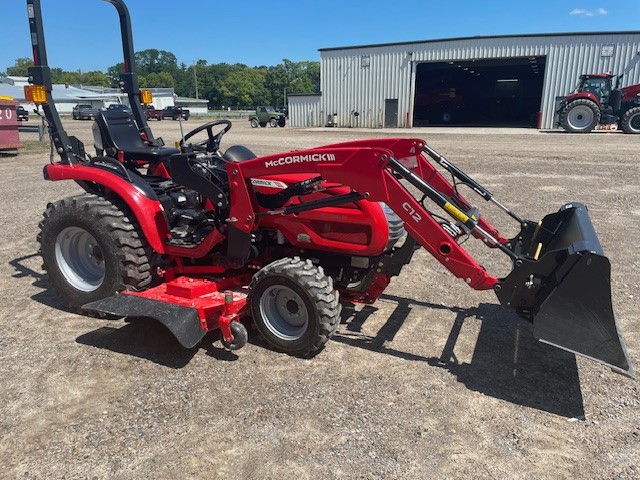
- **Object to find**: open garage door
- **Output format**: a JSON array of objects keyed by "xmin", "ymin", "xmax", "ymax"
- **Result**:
[{"xmin": 413, "ymin": 56, "xmax": 546, "ymax": 127}]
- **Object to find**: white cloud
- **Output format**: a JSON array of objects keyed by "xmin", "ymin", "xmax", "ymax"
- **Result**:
[{"xmin": 570, "ymin": 7, "xmax": 608, "ymax": 17}]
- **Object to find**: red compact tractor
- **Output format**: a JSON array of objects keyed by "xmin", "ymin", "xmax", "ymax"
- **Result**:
[
  {"xmin": 557, "ymin": 73, "xmax": 640, "ymax": 133},
  {"xmin": 25, "ymin": 0, "xmax": 632, "ymax": 376}
]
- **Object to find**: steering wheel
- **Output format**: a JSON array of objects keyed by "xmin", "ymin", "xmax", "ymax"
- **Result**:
[{"xmin": 180, "ymin": 119, "xmax": 232, "ymax": 153}]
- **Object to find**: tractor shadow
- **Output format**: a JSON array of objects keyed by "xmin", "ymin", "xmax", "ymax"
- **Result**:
[
  {"xmin": 75, "ymin": 320, "xmax": 241, "ymax": 368},
  {"xmin": 335, "ymin": 294, "xmax": 585, "ymax": 418},
  {"xmin": 10, "ymin": 253, "xmax": 76, "ymax": 314},
  {"xmin": 9, "ymin": 252, "xmax": 587, "ymax": 412}
]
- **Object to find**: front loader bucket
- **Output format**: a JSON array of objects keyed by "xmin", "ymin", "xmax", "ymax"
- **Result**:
[{"xmin": 497, "ymin": 203, "xmax": 633, "ymax": 376}]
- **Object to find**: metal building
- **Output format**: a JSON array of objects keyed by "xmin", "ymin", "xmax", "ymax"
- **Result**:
[{"xmin": 289, "ymin": 31, "xmax": 640, "ymax": 129}]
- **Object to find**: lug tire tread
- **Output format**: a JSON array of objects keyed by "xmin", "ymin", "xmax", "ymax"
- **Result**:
[
  {"xmin": 250, "ymin": 257, "xmax": 340, "ymax": 356},
  {"xmin": 38, "ymin": 193, "xmax": 152, "ymax": 314},
  {"xmin": 620, "ymin": 106, "xmax": 640, "ymax": 134},
  {"xmin": 559, "ymin": 99, "xmax": 600, "ymax": 133}
]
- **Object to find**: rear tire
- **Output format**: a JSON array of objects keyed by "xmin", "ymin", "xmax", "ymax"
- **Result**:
[
  {"xmin": 38, "ymin": 193, "xmax": 152, "ymax": 312},
  {"xmin": 250, "ymin": 119, "xmax": 259, "ymax": 128},
  {"xmin": 620, "ymin": 106, "xmax": 640, "ymax": 134},
  {"xmin": 249, "ymin": 257, "xmax": 340, "ymax": 356},
  {"xmin": 559, "ymin": 99, "xmax": 600, "ymax": 133}
]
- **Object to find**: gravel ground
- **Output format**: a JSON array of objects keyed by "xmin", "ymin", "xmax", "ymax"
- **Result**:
[{"xmin": 1, "ymin": 119, "xmax": 638, "ymax": 479}]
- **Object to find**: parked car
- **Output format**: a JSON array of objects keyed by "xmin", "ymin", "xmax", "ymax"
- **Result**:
[
  {"xmin": 162, "ymin": 106, "xmax": 190, "ymax": 120},
  {"xmin": 16, "ymin": 106, "xmax": 29, "ymax": 121},
  {"xmin": 72, "ymin": 104, "xmax": 98, "ymax": 120},
  {"xmin": 107, "ymin": 104, "xmax": 131, "ymax": 113},
  {"xmin": 143, "ymin": 105, "xmax": 163, "ymax": 120},
  {"xmin": 249, "ymin": 106, "xmax": 286, "ymax": 128}
]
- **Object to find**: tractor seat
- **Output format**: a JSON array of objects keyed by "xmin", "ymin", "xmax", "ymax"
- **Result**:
[
  {"xmin": 93, "ymin": 108, "xmax": 179, "ymax": 164},
  {"xmin": 223, "ymin": 145, "xmax": 257, "ymax": 162}
]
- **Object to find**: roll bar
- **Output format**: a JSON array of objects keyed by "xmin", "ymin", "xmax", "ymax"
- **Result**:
[
  {"xmin": 25, "ymin": 0, "xmax": 154, "ymax": 165},
  {"xmin": 102, "ymin": 0, "xmax": 154, "ymax": 142}
]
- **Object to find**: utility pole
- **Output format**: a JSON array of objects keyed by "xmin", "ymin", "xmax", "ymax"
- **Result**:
[{"xmin": 193, "ymin": 61, "xmax": 199, "ymax": 99}]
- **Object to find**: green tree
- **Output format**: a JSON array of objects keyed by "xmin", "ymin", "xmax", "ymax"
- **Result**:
[
  {"xmin": 265, "ymin": 59, "xmax": 320, "ymax": 105},
  {"xmin": 218, "ymin": 66, "xmax": 269, "ymax": 107},
  {"xmin": 57, "ymin": 71, "xmax": 82, "ymax": 85},
  {"xmin": 104, "ymin": 54, "xmax": 321, "ymax": 107},
  {"xmin": 106, "ymin": 62, "xmax": 124, "ymax": 87},
  {"xmin": 5, "ymin": 58, "xmax": 34, "ymax": 76},
  {"xmin": 135, "ymin": 49, "xmax": 178, "ymax": 74},
  {"xmin": 81, "ymin": 71, "xmax": 110, "ymax": 87},
  {"xmin": 145, "ymin": 71, "xmax": 175, "ymax": 88}
]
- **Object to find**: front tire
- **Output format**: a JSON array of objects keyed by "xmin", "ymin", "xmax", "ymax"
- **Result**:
[
  {"xmin": 620, "ymin": 106, "xmax": 640, "ymax": 134},
  {"xmin": 269, "ymin": 118, "xmax": 278, "ymax": 128},
  {"xmin": 249, "ymin": 257, "xmax": 340, "ymax": 356},
  {"xmin": 559, "ymin": 99, "xmax": 600, "ymax": 133},
  {"xmin": 38, "ymin": 193, "xmax": 152, "ymax": 312}
]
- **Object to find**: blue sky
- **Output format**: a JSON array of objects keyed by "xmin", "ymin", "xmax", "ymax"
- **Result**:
[{"xmin": 3, "ymin": 1, "xmax": 639, "ymax": 72}]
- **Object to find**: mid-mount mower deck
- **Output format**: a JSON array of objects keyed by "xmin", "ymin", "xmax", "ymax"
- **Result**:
[{"xmin": 25, "ymin": 0, "xmax": 632, "ymax": 376}]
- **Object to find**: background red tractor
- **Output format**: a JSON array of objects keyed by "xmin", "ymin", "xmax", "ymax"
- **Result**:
[{"xmin": 557, "ymin": 73, "xmax": 640, "ymax": 133}]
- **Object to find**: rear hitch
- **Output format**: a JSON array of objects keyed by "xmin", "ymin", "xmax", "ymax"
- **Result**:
[{"xmin": 219, "ymin": 290, "xmax": 248, "ymax": 351}]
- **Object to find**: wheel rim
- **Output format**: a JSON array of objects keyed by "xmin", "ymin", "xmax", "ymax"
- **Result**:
[
  {"xmin": 567, "ymin": 106, "xmax": 595, "ymax": 130},
  {"xmin": 629, "ymin": 112, "xmax": 640, "ymax": 132},
  {"xmin": 55, "ymin": 226, "xmax": 105, "ymax": 292},
  {"xmin": 259, "ymin": 285, "xmax": 308, "ymax": 340}
]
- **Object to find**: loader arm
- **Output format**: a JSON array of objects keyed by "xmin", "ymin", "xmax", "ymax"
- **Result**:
[
  {"xmin": 234, "ymin": 139, "xmax": 633, "ymax": 376},
  {"xmin": 235, "ymin": 141, "xmax": 504, "ymax": 290}
]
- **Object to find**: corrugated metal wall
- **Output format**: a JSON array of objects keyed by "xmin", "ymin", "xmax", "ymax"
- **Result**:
[
  {"xmin": 316, "ymin": 32, "xmax": 640, "ymax": 129},
  {"xmin": 288, "ymin": 94, "xmax": 322, "ymax": 127}
]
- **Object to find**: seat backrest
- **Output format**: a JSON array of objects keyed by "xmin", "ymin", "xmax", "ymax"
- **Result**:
[
  {"xmin": 94, "ymin": 108, "xmax": 150, "ymax": 155},
  {"xmin": 93, "ymin": 109, "xmax": 180, "ymax": 165}
]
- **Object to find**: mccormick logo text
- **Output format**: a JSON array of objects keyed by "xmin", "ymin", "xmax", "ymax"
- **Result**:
[{"xmin": 265, "ymin": 153, "xmax": 336, "ymax": 168}]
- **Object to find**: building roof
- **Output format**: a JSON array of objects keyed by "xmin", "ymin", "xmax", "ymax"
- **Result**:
[
  {"xmin": 319, "ymin": 30, "xmax": 640, "ymax": 52},
  {"xmin": 1, "ymin": 76, "xmax": 30, "ymax": 86},
  {"xmin": 0, "ymin": 81, "xmax": 122, "ymax": 103}
]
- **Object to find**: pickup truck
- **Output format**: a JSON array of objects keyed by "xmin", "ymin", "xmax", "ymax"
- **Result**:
[
  {"xmin": 17, "ymin": 106, "xmax": 29, "ymax": 121},
  {"xmin": 144, "ymin": 105, "xmax": 163, "ymax": 121},
  {"xmin": 249, "ymin": 106, "xmax": 286, "ymax": 128},
  {"xmin": 162, "ymin": 106, "xmax": 190, "ymax": 120},
  {"xmin": 72, "ymin": 103, "xmax": 98, "ymax": 120}
]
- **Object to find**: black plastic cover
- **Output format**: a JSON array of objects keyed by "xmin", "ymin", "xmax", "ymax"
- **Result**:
[{"xmin": 83, "ymin": 295, "xmax": 206, "ymax": 348}]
